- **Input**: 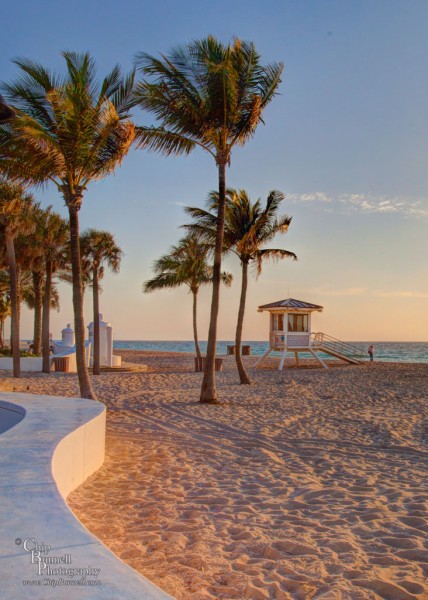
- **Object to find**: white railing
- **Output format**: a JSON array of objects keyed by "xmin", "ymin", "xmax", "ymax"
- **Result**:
[
  {"xmin": 287, "ymin": 334, "xmax": 310, "ymax": 348},
  {"xmin": 270, "ymin": 333, "xmax": 311, "ymax": 349},
  {"xmin": 270, "ymin": 333, "xmax": 285, "ymax": 348},
  {"xmin": 312, "ymin": 332, "xmax": 366, "ymax": 359}
]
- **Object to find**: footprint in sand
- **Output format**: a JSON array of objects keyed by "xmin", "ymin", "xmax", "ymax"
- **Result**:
[
  {"xmin": 272, "ymin": 540, "xmax": 318, "ymax": 556},
  {"xmin": 352, "ymin": 578, "xmax": 418, "ymax": 600},
  {"xmin": 380, "ymin": 536, "xmax": 418, "ymax": 550},
  {"xmin": 398, "ymin": 516, "xmax": 428, "ymax": 531}
]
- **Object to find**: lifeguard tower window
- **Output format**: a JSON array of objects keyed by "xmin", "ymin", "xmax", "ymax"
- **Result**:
[
  {"xmin": 272, "ymin": 314, "xmax": 284, "ymax": 330},
  {"xmin": 288, "ymin": 314, "xmax": 308, "ymax": 332}
]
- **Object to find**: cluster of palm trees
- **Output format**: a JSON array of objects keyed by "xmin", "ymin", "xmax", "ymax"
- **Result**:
[
  {"xmin": 1, "ymin": 36, "xmax": 285, "ymax": 403},
  {"xmin": 0, "ymin": 178, "xmax": 122, "ymax": 379}
]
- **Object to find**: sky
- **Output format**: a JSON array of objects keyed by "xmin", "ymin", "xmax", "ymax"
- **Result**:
[{"xmin": 2, "ymin": 0, "xmax": 428, "ymax": 342}]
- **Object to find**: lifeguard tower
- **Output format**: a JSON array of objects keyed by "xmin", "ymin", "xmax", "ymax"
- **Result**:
[{"xmin": 254, "ymin": 298, "xmax": 364, "ymax": 369}]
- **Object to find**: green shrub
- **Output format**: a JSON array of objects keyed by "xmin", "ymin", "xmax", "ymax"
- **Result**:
[{"xmin": 0, "ymin": 348, "xmax": 40, "ymax": 358}]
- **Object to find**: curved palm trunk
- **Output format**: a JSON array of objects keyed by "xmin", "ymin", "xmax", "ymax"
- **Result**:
[
  {"xmin": 32, "ymin": 271, "xmax": 43, "ymax": 354},
  {"xmin": 5, "ymin": 231, "xmax": 20, "ymax": 377},
  {"xmin": 42, "ymin": 261, "xmax": 52, "ymax": 373},
  {"xmin": 192, "ymin": 289, "xmax": 202, "ymax": 359},
  {"xmin": 92, "ymin": 269, "xmax": 101, "ymax": 376},
  {"xmin": 68, "ymin": 203, "xmax": 96, "ymax": 400},
  {"xmin": 235, "ymin": 260, "xmax": 252, "ymax": 384},
  {"xmin": 200, "ymin": 162, "xmax": 226, "ymax": 403}
]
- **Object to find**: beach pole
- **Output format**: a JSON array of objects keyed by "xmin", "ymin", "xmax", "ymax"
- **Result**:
[
  {"xmin": 278, "ymin": 349, "xmax": 287, "ymax": 370},
  {"xmin": 253, "ymin": 347, "xmax": 271, "ymax": 368}
]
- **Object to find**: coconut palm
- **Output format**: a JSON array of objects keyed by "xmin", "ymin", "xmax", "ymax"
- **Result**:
[
  {"xmin": 143, "ymin": 234, "xmax": 232, "ymax": 359},
  {"xmin": 186, "ymin": 189, "xmax": 297, "ymax": 384},
  {"xmin": 134, "ymin": 36, "xmax": 283, "ymax": 403},
  {"xmin": 22, "ymin": 281, "xmax": 60, "ymax": 355},
  {"xmin": 22, "ymin": 202, "xmax": 47, "ymax": 355},
  {"xmin": 12, "ymin": 205, "xmax": 44, "ymax": 352},
  {"xmin": 0, "ymin": 52, "xmax": 135, "ymax": 398},
  {"xmin": 35, "ymin": 209, "xmax": 69, "ymax": 372},
  {"xmin": 0, "ymin": 179, "xmax": 34, "ymax": 376},
  {"xmin": 80, "ymin": 229, "xmax": 122, "ymax": 376}
]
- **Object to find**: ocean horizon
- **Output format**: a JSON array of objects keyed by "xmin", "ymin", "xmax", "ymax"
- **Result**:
[{"xmin": 113, "ymin": 340, "xmax": 428, "ymax": 364}]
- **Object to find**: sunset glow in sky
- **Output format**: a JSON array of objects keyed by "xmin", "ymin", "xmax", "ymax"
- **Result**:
[{"xmin": 3, "ymin": 0, "xmax": 428, "ymax": 341}]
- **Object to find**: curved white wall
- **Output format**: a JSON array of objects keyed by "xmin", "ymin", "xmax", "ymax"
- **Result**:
[{"xmin": 0, "ymin": 392, "xmax": 173, "ymax": 600}]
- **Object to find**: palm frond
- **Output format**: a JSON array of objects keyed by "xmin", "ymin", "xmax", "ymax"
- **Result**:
[
  {"xmin": 134, "ymin": 126, "xmax": 198, "ymax": 156},
  {"xmin": 255, "ymin": 248, "xmax": 297, "ymax": 277}
]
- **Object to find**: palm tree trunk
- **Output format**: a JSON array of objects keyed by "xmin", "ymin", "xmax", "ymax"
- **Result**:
[
  {"xmin": 42, "ymin": 261, "xmax": 52, "ymax": 373},
  {"xmin": 16, "ymin": 265, "xmax": 22, "ymax": 331},
  {"xmin": 92, "ymin": 270, "xmax": 101, "ymax": 376},
  {"xmin": 192, "ymin": 290, "xmax": 202, "ymax": 359},
  {"xmin": 68, "ymin": 202, "xmax": 96, "ymax": 400},
  {"xmin": 32, "ymin": 271, "xmax": 43, "ymax": 354},
  {"xmin": 200, "ymin": 162, "xmax": 226, "ymax": 403},
  {"xmin": 0, "ymin": 317, "xmax": 4, "ymax": 349},
  {"xmin": 5, "ymin": 231, "xmax": 20, "ymax": 377},
  {"xmin": 235, "ymin": 260, "xmax": 251, "ymax": 384}
]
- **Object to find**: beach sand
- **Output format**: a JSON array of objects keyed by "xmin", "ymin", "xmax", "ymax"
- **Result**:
[{"xmin": 1, "ymin": 351, "xmax": 427, "ymax": 599}]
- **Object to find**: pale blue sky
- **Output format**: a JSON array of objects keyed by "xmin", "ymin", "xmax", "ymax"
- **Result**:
[{"xmin": 3, "ymin": 0, "xmax": 428, "ymax": 340}]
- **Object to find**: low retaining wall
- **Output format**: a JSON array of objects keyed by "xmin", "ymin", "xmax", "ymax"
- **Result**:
[
  {"xmin": 0, "ymin": 357, "xmax": 43, "ymax": 372},
  {"xmin": 0, "ymin": 392, "xmax": 173, "ymax": 599}
]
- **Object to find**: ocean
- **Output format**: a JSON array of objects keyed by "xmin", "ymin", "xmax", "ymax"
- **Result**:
[{"xmin": 114, "ymin": 340, "xmax": 428, "ymax": 364}]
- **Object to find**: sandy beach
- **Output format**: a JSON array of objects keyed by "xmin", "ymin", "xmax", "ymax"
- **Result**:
[{"xmin": 1, "ymin": 351, "xmax": 427, "ymax": 599}]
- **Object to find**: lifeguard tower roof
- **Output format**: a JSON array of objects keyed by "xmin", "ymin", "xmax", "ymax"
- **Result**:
[{"xmin": 258, "ymin": 298, "xmax": 323, "ymax": 312}]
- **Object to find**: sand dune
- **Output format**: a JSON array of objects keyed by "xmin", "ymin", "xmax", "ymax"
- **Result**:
[{"xmin": 2, "ymin": 352, "xmax": 427, "ymax": 599}]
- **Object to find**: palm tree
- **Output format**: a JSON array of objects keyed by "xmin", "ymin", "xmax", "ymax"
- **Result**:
[
  {"xmin": 134, "ymin": 36, "xmax": 283, "ymax": 403},
  {"xmin": 186, "ymin": 189, "xmax": 297, "ymax": 384},
  {"xmin": 36, "ymin": 209, "xmax": 69, "ymax": 372},
  {"xmin": 143, "ymin": 234, "xmax": 232, "ymax": 359},
  {"xmin": 0, "ymin": 52, "xmax": 135, "ymax": 398},
  {"xmin": 0, "ymin": 179, "xmax": 34, "ymax": 376},
  {"xmin": 80, "ymin": 229, "xmax": 122, "ymax": 376},
  {"xmin": 0, "ymin": 270, "xmax": 11, "ymax": 348},
  {"xmin": 22, "ymin": 281, "xmax": 60, "ymax": 355},
  {"xmin": 23, "ymin": 202, "xmax": 47, "ymax": 355}
]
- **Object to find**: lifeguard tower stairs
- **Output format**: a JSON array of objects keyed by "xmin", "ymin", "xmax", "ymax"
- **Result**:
[{"xmin": 310, "ymin": 332, "xmax": 365, "ymax": 367}]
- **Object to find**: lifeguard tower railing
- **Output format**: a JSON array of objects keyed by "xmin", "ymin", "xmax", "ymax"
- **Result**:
[
  {"xmin": 269, "ymin": 333, "xmax": 311, "ymax": 349},
  {"xmin": 311, "ymin": 332, "xmax": 365, "ymax": 362},
  {"xmin": 268, "ymin": 332, "xmax": 365, "ymax": 364}
]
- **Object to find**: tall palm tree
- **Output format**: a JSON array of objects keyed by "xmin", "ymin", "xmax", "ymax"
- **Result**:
[
  {"xmin": 186, "ymin": 189, "xmax": 297, "ymax": 384},
  {"xmin": 23, "ymin": 202, "xmax": 47, "ymax": 355},
  {"xmin": 134, "ymin": 36, "xmax": 283, "ymax": 403},
  {"xmin": 0, "ymin": 270, "xmax": 11, "ymax": 348},
  {"xmin": 12, "ymin": 205, "xmax": 44, "ymax": 353},
  {"xmin": 36, "ymin": 209, "xmax": 69, "ymax": 372},
  {"xmin": 80, "ymin": 229, "xmax": 122, "ymax": 376},
  {"xmin": 22, "ymin": 281, "xmax": 60, "ymax": 354},
  {"xmin": 0, "ymin": 52, "xmax": 135, "ymax": 398},
  {"xmin": 143, "ymin": 234, "xmax": 232, "ymax": 359},
  {"xmin": 0, "ymin": 179, "xmax": 34, "ymax": 376}
]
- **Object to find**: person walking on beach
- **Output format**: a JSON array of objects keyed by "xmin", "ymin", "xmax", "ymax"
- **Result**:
[{"xmin": 368, "ymin": 345, "xmax": 374, "ymax": 362}]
